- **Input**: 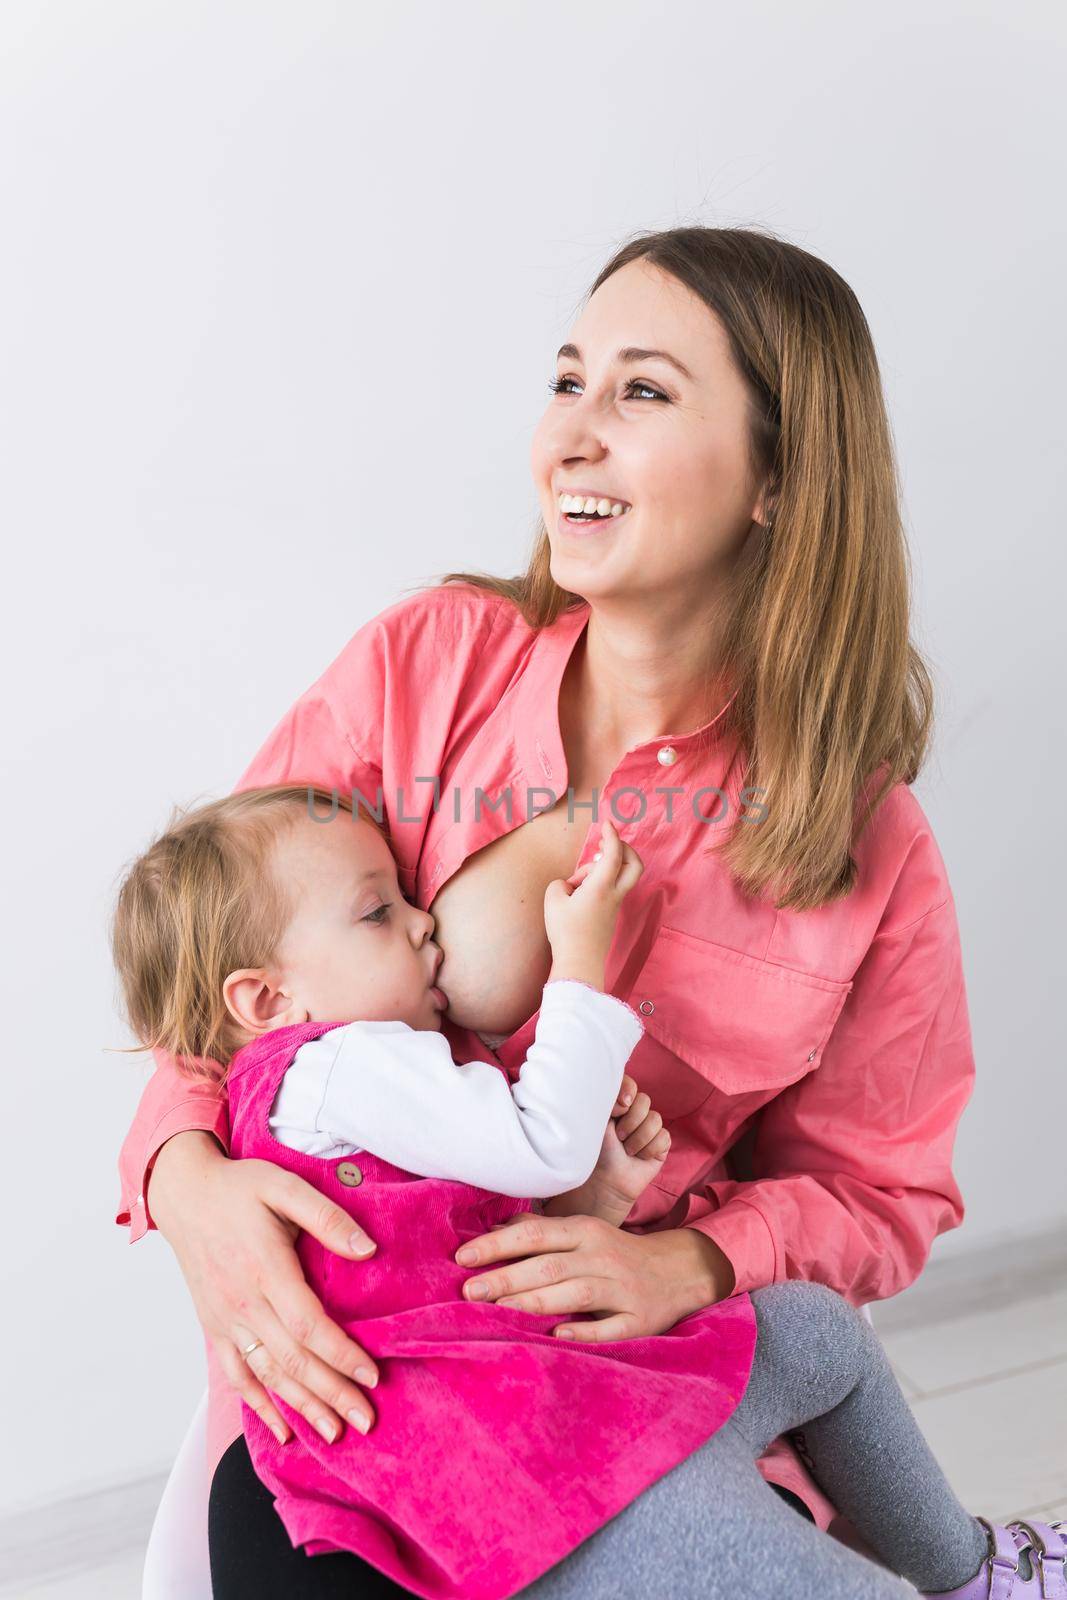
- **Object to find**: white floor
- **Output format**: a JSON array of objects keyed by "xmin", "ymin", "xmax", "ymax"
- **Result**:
[{"xmin": 16, "ymin": 1284, "xmax": 1067, "ymax": 1598}]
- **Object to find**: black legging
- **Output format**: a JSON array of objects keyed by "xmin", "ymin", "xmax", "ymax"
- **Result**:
[
  {"xmin": 207, "ymin": 1432, "xmax": 813, "ymax": 1599},
  {"xmin": 208, "ymin": 1434, "xmax": 414, "ymax": 1598}
]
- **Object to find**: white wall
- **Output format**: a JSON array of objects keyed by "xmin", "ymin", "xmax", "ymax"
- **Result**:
[{"xmin": 2, "ymin": 0, "xmax": 1063, "ymax": 1514}]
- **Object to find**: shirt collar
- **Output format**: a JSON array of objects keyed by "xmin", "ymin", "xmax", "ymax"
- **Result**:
[{"xmin": 511, "ymin": 599, "xmax": 740, "ymax": 793}]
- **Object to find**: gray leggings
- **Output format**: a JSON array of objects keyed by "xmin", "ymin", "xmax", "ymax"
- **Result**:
[{"xmin": 517, "ymin": 1281, "xmax": 988, "ymax": 1600}]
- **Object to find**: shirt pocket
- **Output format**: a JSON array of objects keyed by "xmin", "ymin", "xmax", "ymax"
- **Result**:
[{"xmin": 626, "ymin": 924, "xmax": 854, "ymax": 1098}]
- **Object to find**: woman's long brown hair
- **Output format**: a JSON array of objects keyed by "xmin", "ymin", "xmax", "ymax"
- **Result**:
[{"xmin": 434, "ymin": 226, "xmax": 933, "ymax": 912}]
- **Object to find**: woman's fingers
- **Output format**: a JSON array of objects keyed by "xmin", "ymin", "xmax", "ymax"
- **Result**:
[
  {"xmin": 270, "ymin": 1270, "xmax": 381, "ymax": 1388},
  {"xmin": 232, "ymin": 1302, "xmax": 377, "ymax": 1441},
  {"xmin": 553, "ymin": 1311, "xmax": 640, "ymax": 1343},
  {"xmin": 462, "ymin": 1254, "xmax": 577, "ymax": 1303},
  {"xmin": 215, "ymin": 1336, "xmax": 292, "ymax": 1446},
  {"xmin": 455, "ymin": 1211, "xmax": 592, "ymax": 1269},
  {"xmin": 270, "ymin": 1167, "xmax": 377, "ymax": 1261},
  {"xmin": 493, "ymin": 1274, "xmax": 616, "ymax": 1317}
]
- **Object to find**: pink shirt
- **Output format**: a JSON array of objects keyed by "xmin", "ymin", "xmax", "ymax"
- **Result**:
[{"xmin": 115, "ymin": 582, "xmax": 975, "ymax": 1528}]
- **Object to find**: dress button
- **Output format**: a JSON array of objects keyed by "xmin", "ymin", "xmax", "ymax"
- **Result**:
[
  {"xmin": 639, "ymin": 1000, "xmax": 655, "ymax": 1015},
  {"xmin": 656, "ymin": 746, "xmax": 677, "ymax": 767},
  {"xmin": 336, "ymin": 1161, "xmax": 364, "ymax": 1187},
  {"xmin": 807, "ymin": 1049, "xmax": 817, "ymax": 1062}
]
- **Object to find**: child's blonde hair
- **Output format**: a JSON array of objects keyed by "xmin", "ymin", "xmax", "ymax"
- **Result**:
[{"xmin": 110, "ymin": 785, "xmax": 384, "ymax": 1080}]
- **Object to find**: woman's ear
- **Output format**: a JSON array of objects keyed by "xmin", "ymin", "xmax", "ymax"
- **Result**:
[{"xmin": 222, "ymin": 968, "xmax": 305, "ymax": 1037}]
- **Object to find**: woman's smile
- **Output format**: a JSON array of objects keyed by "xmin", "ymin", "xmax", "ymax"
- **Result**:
[{"xmin": 556, "ymin": 502, "xmax": 631, "ymax": 539}]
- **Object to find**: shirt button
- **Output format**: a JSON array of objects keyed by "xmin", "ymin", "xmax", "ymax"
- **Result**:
[
  {"xmin": 639, "ymin": 1000, "xmax": 655, "ymax": 1015},
  {"xmin": 807, "ymin": 1049, "xmax": 817, "ymax": 1062},
  {"xmin": 133, "ymin": 1193, "xmax": 144, "ymax": 1207},
  {"xmin": 656, "ymin": 746, "xmax": 677, "ymax": 767},
  {"xmin": 336, "ymin": 1162, "xmax": 364, "ymax": 1187}
]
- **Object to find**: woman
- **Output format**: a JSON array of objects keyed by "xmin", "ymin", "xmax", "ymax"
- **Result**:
[{"xmin": 117, "ymin": 227, "xmax": 976, "ymax": 1594}]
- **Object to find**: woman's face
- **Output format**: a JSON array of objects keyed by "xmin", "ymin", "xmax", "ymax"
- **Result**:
[{"xmin": 530, "ymin": 258, "xmax": 770, "ymax": 606}]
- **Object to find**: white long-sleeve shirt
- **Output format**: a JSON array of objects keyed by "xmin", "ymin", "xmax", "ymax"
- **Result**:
[{"xmin": 268, "ymin": 978, "xmax": 644, "ymax": 1199}]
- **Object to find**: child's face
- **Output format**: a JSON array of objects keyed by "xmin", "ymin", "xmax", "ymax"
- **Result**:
[{"xmin": 266, "ymin": 809, "xmax": 446, "ymax": 1033}]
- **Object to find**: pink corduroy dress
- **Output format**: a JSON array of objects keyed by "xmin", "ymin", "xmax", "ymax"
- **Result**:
[{"xmin": 226, "ymin": 1018, "xmax": 759, "ymax": 1600}]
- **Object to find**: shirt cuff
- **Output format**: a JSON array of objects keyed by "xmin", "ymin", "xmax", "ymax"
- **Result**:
[
  {"xmin": 115, "ymin": 1096, "xmax": 230, "ymax": 1242},
  {"xmin": 684, "ymin": 1197, "xmax": 779, "ymax": 1296}
]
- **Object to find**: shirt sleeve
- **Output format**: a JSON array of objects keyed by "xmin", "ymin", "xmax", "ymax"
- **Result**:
[
  {"xmin": 270, "ymin": 980, "xmax": 645, "ymax": 1198},
  {"xmin": 682, "ymin": 889, "xmax": 976, "ymax": 1304},
  {"xmin": 114, "ymin": 618, "xmax": 386, "ymax": 1239},
  {"xmin": 114, "ymin": 1051, "xmax": 231, "ymax": 1242}
]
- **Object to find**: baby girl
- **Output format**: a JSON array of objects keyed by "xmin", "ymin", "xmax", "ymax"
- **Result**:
[{"xmin": 111, "ymin": 784, "xmax": 1061, "ymax": 1600}]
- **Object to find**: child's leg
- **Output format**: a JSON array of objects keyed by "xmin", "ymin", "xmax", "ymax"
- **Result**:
[
  {"xmin": 517, "ymin": 1417, "xmax": 917, "ymax": 1600},
  {"xmin": 729, "ymin": 1281, "xmax": 988, "ymax": 1593}
]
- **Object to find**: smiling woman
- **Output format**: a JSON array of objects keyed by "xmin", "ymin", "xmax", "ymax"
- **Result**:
[{"xmin": 117, "ymin": 226, "xmax": 977, "ymax": 1599}]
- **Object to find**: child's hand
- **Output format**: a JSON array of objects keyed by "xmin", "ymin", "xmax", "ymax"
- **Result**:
[
  {"xmin": 542, "ymin": 1075, "xmax": 671, "ymax": 1228},
  {"xmin": 543, "ymin": 819, "xmax": 644, "ymax": 989}
]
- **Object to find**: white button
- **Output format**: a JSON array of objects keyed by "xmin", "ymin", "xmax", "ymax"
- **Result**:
[
  {"xmin": 639, "ymin": 1000, "xmax": 655, "ymax": 1015},
  {"xmin": 807, "ymin": 1049, "xmax": 817, "ymax": 1062},
  {"xmin": 657, "ymin": 746, "xmax": 677, "ymax": 766},
  {"xmin": 134, "ymin": 1193, "xmax": 144, "ymax": 1207}
]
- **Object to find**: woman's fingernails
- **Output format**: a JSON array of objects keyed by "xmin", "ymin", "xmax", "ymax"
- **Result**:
[
  {"xmin": 273, "ymin": 1426, "xmax": 291, "ymax": 1446},
  {"xmin": 349, "ymin": 1233, "xmax": 376, "ymax": 1256},
  {"xmin": 465, "ymin": 1281, "xmax": 489, "ymax": 1300},
  {"xmin": 348, "ymin": 1409, "xmax": 371, "ymax": 1434},
  {"xmin": 456, "ymin": 1246, "xmax": 477, "ymax": 1264},
  {"xmin": 315, "ymin": 1417, "xmax": 338, "ymax": 1443},
  {"xmin": 355, "ymin": 1366, "xmax": 378, "ymax": 1388}
]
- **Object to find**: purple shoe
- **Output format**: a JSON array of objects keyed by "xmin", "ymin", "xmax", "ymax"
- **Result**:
[{"xmin": 922, "ymin": 1517, "xmax": 1066, "ymax": 1598}]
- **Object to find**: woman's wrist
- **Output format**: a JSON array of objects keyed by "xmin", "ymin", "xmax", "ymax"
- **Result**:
[
  {"xmin": 648, "ymin": 1227, "xmax": 737, "ymax": 1317},
  {"xmin": 146, "ymin": 1128, "xmax": 226, "ymax": 1240}
]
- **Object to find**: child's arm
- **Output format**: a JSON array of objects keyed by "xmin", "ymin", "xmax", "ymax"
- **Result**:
[
  {"xmin": 270, "ymin": 979, "xmax": 643, "ymax": 1198},
  {"xmin": 543, "ymin": 1075, "xmax": 672, "ymax": 1227}
]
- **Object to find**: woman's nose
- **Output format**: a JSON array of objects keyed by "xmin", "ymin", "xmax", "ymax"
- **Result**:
[{"xmin": 547, "ymin": 391, "xmax": 611, "ymax": 457}]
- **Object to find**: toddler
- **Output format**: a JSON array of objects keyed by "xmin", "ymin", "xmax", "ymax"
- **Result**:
[{"xmin": 111, "ymin": 784, "xmax": 1062, "ymax": 1600}]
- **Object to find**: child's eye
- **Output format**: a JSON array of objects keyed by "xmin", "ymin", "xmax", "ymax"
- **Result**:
[{"xmin": 362, "ymin": 903, "xmax": 390, "ymax": 924}]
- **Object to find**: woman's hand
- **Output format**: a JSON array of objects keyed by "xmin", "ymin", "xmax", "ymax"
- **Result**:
[
  {"xmin": 147, "ymin": 1131, "xmax": 381, "ymax": 1444},
  {"xmin": 453, "ymin": 1211, "xmax": 736, "ymax": 1341}
]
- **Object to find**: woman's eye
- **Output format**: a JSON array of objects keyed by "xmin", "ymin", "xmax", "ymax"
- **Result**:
[
  {"xmin": 547, "ymin": 376, "xmax": 668, "ymax": 403},
  {"xmin": 362, "ymin": 904, "xmax": 390, "ymax": 924}
]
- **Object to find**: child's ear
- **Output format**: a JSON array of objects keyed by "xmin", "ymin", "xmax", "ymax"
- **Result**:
[{"xmin": 222, "ymin": 968, "xmax": 302, "ymax": 1036}]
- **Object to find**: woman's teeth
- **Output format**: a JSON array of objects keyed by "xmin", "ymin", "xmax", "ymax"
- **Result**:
[{"xmin": 558, "ymin": 493, "xmax": 630, "ymax": 522}]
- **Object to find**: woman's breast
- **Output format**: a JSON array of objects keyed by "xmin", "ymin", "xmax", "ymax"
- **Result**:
[{"xmin": 427, "ymin": 799, "xmax": 590, "ymax": 1039}]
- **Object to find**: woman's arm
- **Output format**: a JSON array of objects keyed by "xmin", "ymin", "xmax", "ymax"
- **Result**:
[
  {"xmin": 449, "ymin": 1211, "xmax": 735, "ymax": 1338},
  {"xmin": 451, "ymin": 833, "xmax": 973, "ymax": 1335},
  {"xmin": 115, "ymin": 1048, "xmax": 229, "ymax": 1239},
  {"xmin": 117, "ymin": 608, "xmax": 397, "ymax": 1442},
  {"xmin": 146, "ymin": 1129, "xmax": 381, "ymax": 1443},
  {"xmin": 682, "ymin": 890, "xmax": 974, "ymax": 1304},
  {"xmin": 434, "ymin": 872, "xmax": 970, "ymax": 1533}
]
